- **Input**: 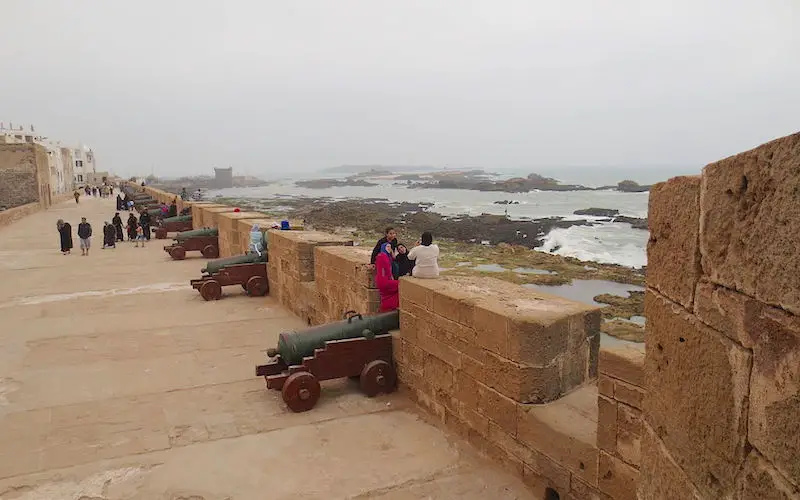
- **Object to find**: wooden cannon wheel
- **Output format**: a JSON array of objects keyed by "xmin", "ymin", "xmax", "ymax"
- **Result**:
[
  {"xmin": 200, "ymin": 280, "xmax": 222, "ymax": 301},
  {"xmin": 246, "ymin": 276, "xmax": 268, "ymax": 296},
  {"xmin": 169, "ymin": 245, "xmax": 187, "ymax": 260},
  {"xmin": 359, "ymin": 360, "xmax": 397, "ymax": 397},
  {"xmin": 201, "ymin": 244, "xmax": 219, "ymax": 259},
  {"xmin": 281, "ymin": 371, "xmax": 321, "ymax": 412}
]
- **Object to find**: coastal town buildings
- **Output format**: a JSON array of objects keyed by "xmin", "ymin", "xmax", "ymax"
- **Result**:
[{"xmin": 0, "ymin": 123, "xmax": 99, "ymax": 209}]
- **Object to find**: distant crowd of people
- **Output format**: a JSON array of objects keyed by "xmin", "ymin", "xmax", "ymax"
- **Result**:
[
  {"xmin": 57, "ymin": 195, "xmax": 182, "ymax": 255},
  {"xmin": 370, "ymin": 227, "xmax": 439, "ymax": 312}
]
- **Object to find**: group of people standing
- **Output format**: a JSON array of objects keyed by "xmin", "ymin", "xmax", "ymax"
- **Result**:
[
  {"xmin": 57, "ymin": 217, "xmax": 94, "ymax": 256},
  {"xmin": 57, "ymin": 209, "xmax": 152, "ymax": 254},
  {"xmin": 370, "ymin": 227, "xmax": 440, "ymax": 312}
]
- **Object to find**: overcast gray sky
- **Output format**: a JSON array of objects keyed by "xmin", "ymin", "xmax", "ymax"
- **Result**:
[{"xmin": 1, "ymin": 0, "xmax": 798, "ymax": 178}]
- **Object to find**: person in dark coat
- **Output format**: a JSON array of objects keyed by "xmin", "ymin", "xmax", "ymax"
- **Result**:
[
  {"xmin": 102, "ymin": 222, "xmax": 116, "ymax": 249},
  {"xmin": 57, "ymin": 219, "xmax": 73, "ymax": 255},
  {"xmin": 126, "ymin": 213, "xmax": 138, "ymax": 241},
  {"xmin": 394, "ymin": 243, "xmax": 414, "ymax": 279},
  {"xmin": 77, "ymin": 217, "xmax": 92, "ymax": 256},
  {"xmin": 139, "ymin": 211, "xmax": 152, "ymax": 240},
  {"xmin": 116, "ymin": 194, "xmax": 124, "ymax": 210},
  {"xmin": 168, "ymin": 199, "xmax": 178, "ymax": 217},
  {"xmin": 370, "ymin": 227, "xmax": 398, "ymax": 265},
  {"xmin": 112, "ymin": 212, "xmax": 124, "ymax": 241}
]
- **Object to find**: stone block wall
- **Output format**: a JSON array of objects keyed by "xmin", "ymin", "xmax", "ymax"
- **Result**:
[
  {"xmin": 597, "ymin": 345, "xmax": 644, "ymax": 500},
  {"xmin": 640, "ymin": 132, "xmax": 800, "ymax": 499},
  {"xmin": 314, "ymin": 246, "xmax": 380, "ymax": 323},
  {"xmin": 267, "ymin": 230, "xmax": 353, "ymax": 317},
  {"xmin": 395, "ymin": 275, "xmax": 603, "ymax": 499},
  {"xmin": 190, "ymin": 203, "xmax": 226, "ymax": 229},
  {"xmin": 0, "ymin": 143, "xmax": 51, "ymax": 210}
]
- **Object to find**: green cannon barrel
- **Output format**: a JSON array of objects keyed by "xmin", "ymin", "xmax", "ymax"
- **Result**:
[
  {"xmin": 268, "ymin": 310, "xmax": 399, "ymax": 366},
  {"xmin": 161, "ymin": 215, "xmax": 192, "ymax": 224},
  {"xmin": 145, "ymin": 208, "xmax": 163, "ymax": 218},
  {"xmin": 175, "ymin": 227, "xmax": 218, "ymax": 241},
  {"xmin": 202, "ymin": 252, "xmax": 267, "ymax": 274}
]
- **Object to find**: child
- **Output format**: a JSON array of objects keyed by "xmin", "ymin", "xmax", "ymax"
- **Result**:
[{"xmin": 135, "ymin": 223, "xmax": 146, "ymax": 247}]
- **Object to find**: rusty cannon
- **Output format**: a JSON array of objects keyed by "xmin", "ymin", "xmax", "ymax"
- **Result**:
[
  {"xmin": 154, "ymin": 215, "xmax": 193, "ymax": 239},
  {"xmin": 190, "ymin": 253, "xmax": 268, "ymax": 300},
  {"xmin": 163, "ymin": 227, "xmax": 219, "ymax": 260},
  {"xmin": 255, "ymin": 310, "xmax": 399, "ymax": 412}
]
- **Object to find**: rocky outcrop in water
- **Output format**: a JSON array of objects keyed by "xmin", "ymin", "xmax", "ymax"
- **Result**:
[
  {"xmin": 574, "ymin": 208, "xmax": 648, "ymax": 230},
  {"xmin": 295, "ymin": 178, "xmax": 378, "ymax": 189}
]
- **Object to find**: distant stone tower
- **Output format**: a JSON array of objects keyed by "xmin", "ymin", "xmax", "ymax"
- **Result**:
[{"xmin": 214, "ymin": 167, "xmax": 233, "ymax": 189}]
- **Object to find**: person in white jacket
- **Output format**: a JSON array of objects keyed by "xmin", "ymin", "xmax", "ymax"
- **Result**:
[{"xmin": 407, "ymin": 231, "xmax": 440, "ymax": 278}]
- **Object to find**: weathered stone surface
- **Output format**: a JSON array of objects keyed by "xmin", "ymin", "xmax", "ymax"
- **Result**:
[
  {"xmin": 613, "ymin": 379, "xmax": 644, "ymax": 410},
  {"xmin": 647, "ymin": 175, "xmax": 701, "ymax": 308},
  {"xmin": 568, "ymin": 476, "xmax": 609, "ymax": 500},
  {"xmin": 598, "ymin": 345, "xmax": 644, "ymax": 387},
  {"xmin": 484, "ymin": 350, "xmax": 561, "ymax": 404},
  {"xmin": 637, "ymin": 425, "xmax": 703, "ymax": 500},
  {"xmin": 615, "ymin": 403, "xmax": 641, "ymax": 467},
  {"xmin": 737, "ymin": 450, "xmax": 800, "ymax": 500},
  {"xmin": 517, "ymin": 386, "xmax": 599, "ymax": 485},
  {"xmin": 598, "ymin": 451, "xmax": 637, "ymax": 500},
  {"xmin": 597, "ymin": 375, "xmax": 614, "ymax": 397},
  {"xmin": 597, "ymin": 395, "xmax": 616, "ymax": 452},
  {"xmin": 700, "ymin": 132, "xmax": 800, "ymax": 315},
  {"xmin": 748, "ymin": 304, "xmax": 800, "ymax": 486},
  {"xmin": 694, "ymin": 279, "xmax": 759, "ymax": 348},
  {"xmin": 479, "ymin": 384, "xmax": 518, "ymax": 436},
  {"xmin": 644, "ymin": 290, "xmax": 751, "ymax": 498}
]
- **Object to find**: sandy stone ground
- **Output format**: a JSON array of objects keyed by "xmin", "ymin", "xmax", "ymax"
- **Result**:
[{"xmin": 0, "ymin": 197, "xmax": 535, "ymax": 499}]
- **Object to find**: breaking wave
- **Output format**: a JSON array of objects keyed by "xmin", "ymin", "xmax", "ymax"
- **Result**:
[{"xmin": 538, "ymin": 224, "xmax": 648, "ymax": 268}]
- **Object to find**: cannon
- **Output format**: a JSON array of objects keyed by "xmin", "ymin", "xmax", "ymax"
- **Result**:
[
  {"xmin": 154, "ymin": 215, "xmax": 193, "ymax": 239},
  {"xmin": 255, "ymin": 310, "xmax": 399, "ymax": 412},
  {"xmin": 190, "ymin": 253, "xmax": 269, "ymax": 300},
  {"xmin": 163, "ymin": 227, "xmax": 219, "ymax": 260}
]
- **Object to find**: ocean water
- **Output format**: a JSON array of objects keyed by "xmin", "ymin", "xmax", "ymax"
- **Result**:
[{"xmin": 207, "ymin": 166, "xmax": 689, "ymax": 268}]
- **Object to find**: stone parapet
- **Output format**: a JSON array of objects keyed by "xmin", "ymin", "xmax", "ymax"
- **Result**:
[
  {"xmin": 190, "ymin": 203, "xmax": 227, "ymax": 229},
  {"xmin": 314, "ymin": 246, "xmax": 380, "ymax": 324},
  {"xmin": 266, "ymin": 230, "xmax": 352, "ymax": 316},
  {"xmin": 597, "ymin": 344, "xmax": 644, "ymax": 500},
  {"xmin": 395, "ymin": 275, "xmax": 602, "ymax": 499}
]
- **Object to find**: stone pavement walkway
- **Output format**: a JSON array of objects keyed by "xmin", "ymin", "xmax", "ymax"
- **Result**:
[{"xmin": 0, "ymin": 197, "xmax": 535, "ymax": 499}]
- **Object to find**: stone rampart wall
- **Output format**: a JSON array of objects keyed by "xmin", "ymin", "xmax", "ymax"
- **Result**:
[
  {"xmin": 129, "ymin": 131, "xmax": 800, "ymax": 500},
  {"xmin": 0, "ymin": 193, "xmax": 78, "ymax": 229},
  {"xmin": 640, "ymin": 132, "xmax": 799, "ymax": 499}
]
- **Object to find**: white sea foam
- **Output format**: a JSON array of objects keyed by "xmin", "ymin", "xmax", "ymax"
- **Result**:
[{"xmin": 538, "ymin": 223, "xmax": 648, "ymax": 268}]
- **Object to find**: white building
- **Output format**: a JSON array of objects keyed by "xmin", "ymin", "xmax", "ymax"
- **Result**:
[
  {"xmin": 72, "ymin": 145, "xmax": 97, "ymax": 187},
  {"xmin": 0, "ymin": 123, "xmax": 98, "ymax": 192}
]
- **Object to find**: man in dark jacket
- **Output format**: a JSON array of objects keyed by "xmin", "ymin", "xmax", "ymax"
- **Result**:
[
  {"xmin": 139, "ymin": 211, "xmax": 152, "ymax": 240},
  {"xmin": 370, "ymin": 227, "xmax": 398, "ymax": 265},
  {"xmin": 77, "ymin": 217, "xmax": 92, "ymax": 256}
]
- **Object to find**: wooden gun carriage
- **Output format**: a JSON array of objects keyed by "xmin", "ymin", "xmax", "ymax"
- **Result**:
[
  {"xmin": 163, "ymin": 228, "xmax": 219, "ymax": 260},
  {"xmin": 255, "ymin": 311, "xmax": 398, "ymax": 412},
  {"xmin": 190, "ymin": 254, "xmax": 268, "ymax": 300}
]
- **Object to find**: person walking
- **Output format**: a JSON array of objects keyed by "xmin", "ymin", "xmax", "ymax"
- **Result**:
[
  {"xmin": 77, "ymin": 217, "xmax": 92, "ymax": 256},
  {"xmin": 126, "ymin": 213, "xmax": 138, "ymax": 241},
  {"xmin": 134, "ymin": 223, "xmax": 146, "ymax": 247},
  {"xmin": 102, "ymin": 222, "xmax": 116, "ymax": 249},
  {"xmin": 139, "ymin": 210, "xmax": 152, "ymax": 240},
  {"xmin": 112, "ymin": 212, "xmax": 124, "ymax": 241},
  {"xmin": 57, "ymin": 219, "xmax": 73, "ymax": 255},
  {"xmin": 73, "ymin": 190, "xmax": 80, "ymax": 204}
]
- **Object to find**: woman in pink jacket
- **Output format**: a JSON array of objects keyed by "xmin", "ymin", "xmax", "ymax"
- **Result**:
[{"xmin": 375, "ymin": 242, "xmax": 399, "ymax": 312}]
